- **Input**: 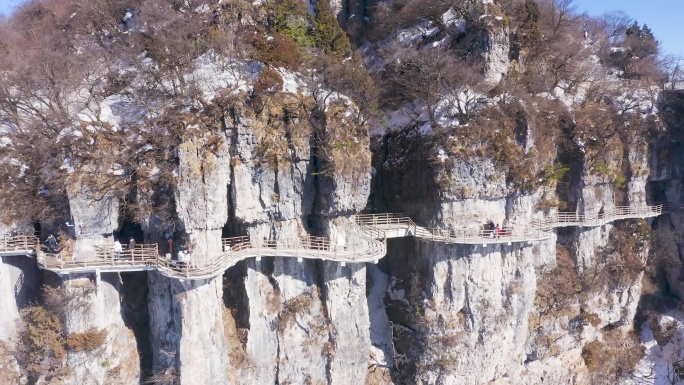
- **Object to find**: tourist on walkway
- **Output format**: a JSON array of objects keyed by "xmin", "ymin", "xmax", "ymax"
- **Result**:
[
  {"xmin": 128, "ymin": 238, "xmax": 136, "ymax": 255},
  {"xmin": 496, "ymin": 224, "xmax": 501, "ymax": 239},
  {"xmin": 165, "ymin": 230, "xmax": 174, "ymax": 254},
  {"xmin": 46, "ymin": 234, "xmax": 57, "ymax": 252},
  {"xmin": 113, "ymin": 239, "xmax": 122, "ymax": 260}
]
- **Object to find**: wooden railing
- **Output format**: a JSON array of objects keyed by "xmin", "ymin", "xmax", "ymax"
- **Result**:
[
  {"xmin": 8, "ymin": 203, "xmax": 669, "ymax": 280},
  {"xmin": 531, "ymin": 204, "xmax": 667, "ymax": 229},
  {"xmin": 355, "ymin": 213, "xmax": 552, "ymax": 244},
  {"xmin": 0, "ymin": 234, "xmax": 39, "ymax": 254},
  {"xmin": 37, "ymin": 244, "xmax": 158, "ymax": 271},
  {"xmin": 156, "ymin": 229, "xmax": 389, "ymax": 280},
  {"xmin": 356, "ymin": 204, "xmax": 666, "ymax": 244}
]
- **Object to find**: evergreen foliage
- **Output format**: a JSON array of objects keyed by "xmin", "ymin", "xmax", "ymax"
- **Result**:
[
  {"xmin": 268, "ymin": 0, "xmax": 315, "ymax": 47},
  {"xmin": 313, "ymin": 0, "xmax": 352, "ymax": 58}
]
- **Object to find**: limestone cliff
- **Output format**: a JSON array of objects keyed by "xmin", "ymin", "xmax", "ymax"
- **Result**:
[{"xmin": 0, "ymin": 1, "xmax": 680, "ymax": 385}]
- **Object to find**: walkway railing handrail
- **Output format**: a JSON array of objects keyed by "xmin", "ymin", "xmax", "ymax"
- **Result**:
[
  {"xmin": 12, "ymin": 203, "xmax": 668, "ymax": 280},
  {"xmin": 531, "ymin": 204, "xmax": 667, "ymax": 230},
  {"xmin": 0, "ymin": 234, "xmax": 39, "ymax": 254},
  {"xmin": 355, "ymin": 214, "xmax": 552, "ymax": 243},
  {"xmin": 37, "ymin": 243, "xmax": 158, "ymax": 270}
]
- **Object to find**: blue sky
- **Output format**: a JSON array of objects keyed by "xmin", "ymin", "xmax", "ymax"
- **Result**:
[
  {"xmin": 570, "ymin": 0, "xmax": 683, "ymax": 58},
  {"xmin": 0, "ymin": 0, "xmax": 22, "ymax": 17},
  {"xmin": 0, "ymin": 0, "xmax": 681, "ymax": 57}
]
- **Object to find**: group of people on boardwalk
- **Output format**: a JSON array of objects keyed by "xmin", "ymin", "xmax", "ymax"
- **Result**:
[
  {"xmin": 485, "ymin": 220, "xmax": 512, "ymax": 238},
  {"xmin": 113, "ymin": 238, "xmax": 138, "ymax": 260}
]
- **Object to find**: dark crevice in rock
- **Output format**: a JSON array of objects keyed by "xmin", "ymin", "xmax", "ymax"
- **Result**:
[
  {"xmin": 308, "ymin": 125, "xmax": 326, "ymax": 236},
  {"xmin": 120, "ymin": 272, "xmax": 153, "ymax": 380},
  {"xmin": 222, "ymin": 261, "xmax": 250, "ymax": 336},
  {"xmin": 556, "ymin": 113, "xmax": 584, "ymax": 212},
  {"xmin": 381, "ymin": 237, "xmax": 430, "ymax": 385},
  {"xmin": 2, "ymin": 255, "xmax": 43, "ymax": 309},
  {"xmin": 367, "ymin": 134, "xmax": 391, "ymax": 213}
]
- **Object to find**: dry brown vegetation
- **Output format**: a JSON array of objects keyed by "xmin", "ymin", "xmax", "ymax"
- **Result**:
[
  {"xmin": 277, "ymin": 289, "xmax": 317, "ymax": 334},
  {"xmin": 66, "ymin": 328, "xmax": 107, "ymax": 353},
  {"xmin": 0, "ymin": 0, "xmax": 375, "ymax": 230},
  {"xmin": 581, "ymin": 329, "xmax": 644, "ymax": 384},
  {"xmin": 42, "ymin": 282, "xmax": 95, "ymax": 321},
  {"xmin": 9, "ymin": 283, "xmax": 102, "ymax": 382},
  {"xmin": 368, "ymin": 0, "xmax": 672, "ymax": 197},
  {"xmin": 145, "ymin": 368, "xmax": 179, "ymax": 385},
  {"xmin": 14, "ymin": 306, "xmax": 68, "ymax": 383}
]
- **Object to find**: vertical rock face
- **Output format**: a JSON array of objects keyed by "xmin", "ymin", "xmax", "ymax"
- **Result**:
[
  {"xmin": 217, "ymin": 89, "xmax": 372, "ymax": 384},
  {"xmin": 43, "ymin": 181, "xmax": 139, "ymax": 384},
  {"xmin": 0, "ymin": 257, "xmax": 21, "ymax": 341},
  {"xmin": 148, "ymin": 273, "xmax": 229, "ymax": 385},
  {"xmin": 380, "ymin": 217, "xmax": 554, "ymax": 384},
  {"xmin": 61, "ymin": 274, "xmax": 140, "ymax": 385},
  {"xmin": 374, "ymin": 126, "xmax": 556, "ymax": 383},
  {"xmin": 142, "ymin": 84, "xmax": 373, "ymax": 384},
  {"xmin": 67, "ymin": 175, "xmax": 120, "ymax": 257},
  {"xmin": 483, "ymin": 22, "xmax": 510, "ymax": 86},
  {"xmin": 236, "ymin": 257, "xmax": 370, "ymax": 385},
  {"xmin": 175, "ymin": 132, "xmax": 231, "ymax": 265},
  {"xmin": 242, "ymin": 258, "xmax": 329, "ymax": 384},
  {"xmin": 229, "ymin": 114, "xmax": 314, "ymax": 226},
  {"xmin": 323, "ymin": 263, "xmax": 371, "ymax": 384}
]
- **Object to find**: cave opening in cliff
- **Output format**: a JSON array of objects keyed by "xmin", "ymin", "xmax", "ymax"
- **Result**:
[
  {"xmin": 116, "ymin": 202, "xmax": 146, "ymax": 245},
  {"xmin": 119, "ymin": 272, "xmax": 153, "ymax": 379},
  {"xmin": 221, "ymin": 220, "xmax": 245, "ymax": 239}
]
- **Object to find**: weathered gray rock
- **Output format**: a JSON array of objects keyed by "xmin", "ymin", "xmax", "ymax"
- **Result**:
[
  {"xmin": 483, "ymin": 23, "xmax": 510, "ymax": 86},
  {"xmin": 61, "ymin": 274, "xmax": 140, "ymax": 385},
  {"xmin": 148, "ymin": 272, "xmax": 230, "ymax": 385},
  {"xmin": 67, "ymin": 176, "xmax": 120, "ymax": 259},
  {"xmin": 175, "ymin": 132, "xmax": 231, "ymax": 265},
  {"xmin": 0, "ymin": 257, "xmax": 20, "ymax": 341}
]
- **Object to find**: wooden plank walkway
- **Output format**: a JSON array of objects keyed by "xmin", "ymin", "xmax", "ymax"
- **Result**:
[
  {"xmin": 0, "ymin": 204, "xmax": 668, "ymax": 280},
  {"xmin": 0, "ymin": 234, "xmax": 38, "ymax": 257}
]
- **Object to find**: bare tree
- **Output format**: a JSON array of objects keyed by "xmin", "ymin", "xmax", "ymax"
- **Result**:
[
  {"xmin": 381, "ymin": 44, "xmax": 484, "ymax": 125},
  {"xmin": 595, "ymin": 11, "xmax": 633, "ymax": 45}
]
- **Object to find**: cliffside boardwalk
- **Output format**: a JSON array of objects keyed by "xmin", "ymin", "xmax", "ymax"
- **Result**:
[{"xmin": 0, "ymin": 204, "xmax": 668, "ymax": 281}]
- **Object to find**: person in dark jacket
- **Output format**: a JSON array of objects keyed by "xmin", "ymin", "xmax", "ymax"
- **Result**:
[
  {"xmin": 46, "ymin": 234, "xmax": 57, "ymax": 252},
  {"xmin": 164, "ymin": 230, "xmax": 174, "ymax": 254}
]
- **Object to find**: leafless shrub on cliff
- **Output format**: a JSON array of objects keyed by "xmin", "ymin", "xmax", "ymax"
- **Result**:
[
  {"xmin": 276, "ymin": 288, "xmax": 317, "ymax": 334},
  {"xmin": 534, "ymin": 244, "xmax": 580, "ymax": 319},
  {"xmin": 13, "ymin": 306, "xmax": 69, "ymax": 383},
  {"xmin": 380, "ymin": 45, "xmax": 484, "ymax": 124},
  {"xmin": 145, "ymin": 368, "xmax": 179, "ymax": 385},
  {"xmin": 42, "ymin": 283, "xmax": 95, "ymax": 322},
  {"xmin": 581, "ymin": 329, "xmax": 644, "ymax": 384}
]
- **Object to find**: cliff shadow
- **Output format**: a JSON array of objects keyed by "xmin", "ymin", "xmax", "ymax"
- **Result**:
[
  {"xmin": 1, "ymin": 255, "xmax": 43, "ymax": 309},
  {"xmin": 119, "ymin": 271, "xmax": 153, "ymax": 381}
]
